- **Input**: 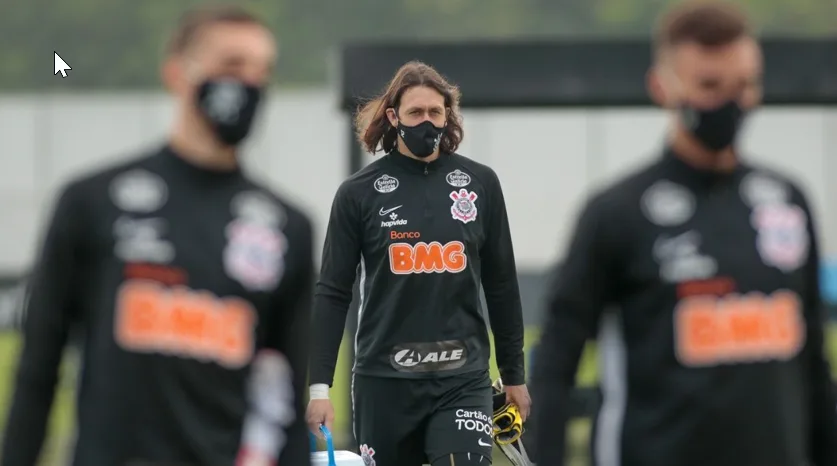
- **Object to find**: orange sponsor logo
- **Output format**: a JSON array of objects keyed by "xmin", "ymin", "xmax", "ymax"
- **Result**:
[
  {"xmin": 115, "ymin": 280, "xmax": 257, "ymax": 369},
  {"xmin": 675, "ymin": 290, "xmax": 805, "ymax": 367},
  {"xmin": 389, "ymin": 241, "xmax": 467, "ymax": 274},
  {"xmin": 677, "ymin": 277, "xmax": 736, "ymax": 299},
  {"xmin": 390, "ymin": 231, "xmax": 421, "ymax": 240},
  {"xmin": 123, "ymin": 263, "xmax": 187, "ymax": 286}
]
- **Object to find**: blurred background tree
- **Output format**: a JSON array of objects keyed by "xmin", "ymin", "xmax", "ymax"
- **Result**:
[{"xmin": 1, "ymin": 0, "xmax": 834, "ymax": 89}]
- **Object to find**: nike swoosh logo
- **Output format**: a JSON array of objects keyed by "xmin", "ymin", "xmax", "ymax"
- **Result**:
[
  {"xmin": 379, "ymin": 205, "xmax": 402, "ymax": 216},
  {"xmin": 478, "ymin": 438, "xmax": 492, "ymax": 447}
]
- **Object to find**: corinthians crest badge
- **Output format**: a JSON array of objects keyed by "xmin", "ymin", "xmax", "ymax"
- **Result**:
[
  {"xmin": 450, "ymin": 189, "xmax": 478, "ymax": 224},
  {"xmin": 751, "ymin": 203, "xmax": 809, "ymax": 272},
  {"xmin": 359, "ymin": 444, "xmax": 376, "ymax": 466}
]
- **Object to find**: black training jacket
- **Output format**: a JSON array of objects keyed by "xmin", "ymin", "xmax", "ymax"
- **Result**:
[
  {"xmin": 309, "ymin": 151, "xmax": 525, "ymax": 388},
  {"xmin": 1, "ymin": 145, "xmax": 313, "ymax": 466},
  {"xmin": 533, "ymin": 148, "xmax": 837, "ymax": 466}
]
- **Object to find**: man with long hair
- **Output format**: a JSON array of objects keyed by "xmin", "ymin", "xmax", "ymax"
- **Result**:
[{"xmin": 307, "ymin": 61, "xmax": 531, "ymax": 466}]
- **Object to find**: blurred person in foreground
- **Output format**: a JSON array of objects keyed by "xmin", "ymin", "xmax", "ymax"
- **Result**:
[
  {"xmin": 306, "ymin": 61, "xmax": 531, "ymax": 466},
  {"xmin": 1, "ymin": 5, "xmax": 312, "ymax": 466},
  {"xmin": 532, "ymin": 2, "xmax": 837, "ymax": 465}
]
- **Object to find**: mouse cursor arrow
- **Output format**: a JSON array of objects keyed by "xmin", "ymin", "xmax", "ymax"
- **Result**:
[{"xmin": 54, "ymin": 52, "xmax": 71, "ymax": 78}]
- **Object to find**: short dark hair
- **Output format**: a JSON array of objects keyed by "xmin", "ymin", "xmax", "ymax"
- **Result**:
[
  {"xmin": 655, "ymin": 0, "xmax": 751, "ymax": 53},
  {"xmin": 166, "ymin": 4, "xmax": 266, "ymax": 55},
  {"xmin": 354, "ymin": 61, "xmax": 465, "ymax": 155}
]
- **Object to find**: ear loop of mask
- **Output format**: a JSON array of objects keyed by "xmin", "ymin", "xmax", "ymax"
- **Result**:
[
  {"xmin": 390, "ymin": 106, "xmax": 399, "ymax": 127},
  {"xmin": 655, "ymin": 67, "xmax": 694, "ymax": 140}
]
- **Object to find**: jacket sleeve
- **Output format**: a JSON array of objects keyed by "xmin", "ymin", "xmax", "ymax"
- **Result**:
[
  {"xmin": 479, "ymin": 169, "xmax": 525, "ymax": 386},
  {"xmin": 308, "ymin": 183, "xmax": 363, "ymax": 386},
  {"xmin": 797, "ymin": 194, "xmax": 837, "ymax": 466},
  {"xmin": 532, "ymin": 195, "xmax": 621, "ymax": 466},
  {"xmin": 1, "ymin": 183, "xmax": 85, "ymax": 466},
  {"xmin": 265, "ymin": 214, "xmax": 314, "ymax": 466}
]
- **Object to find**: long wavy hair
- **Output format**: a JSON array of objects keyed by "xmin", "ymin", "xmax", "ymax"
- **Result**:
[{"xmin": 354, "ymin": 61, "xmax": 464, "ymax": 154}]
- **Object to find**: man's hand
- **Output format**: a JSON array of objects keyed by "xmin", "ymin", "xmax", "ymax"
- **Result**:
[
  {"xmin": 505, "ymin": 384, "xmax": 532, "ymax": 422},
  {"xmin": 306, "ymin": 399, "xmax": 335, "ymax": 438}
]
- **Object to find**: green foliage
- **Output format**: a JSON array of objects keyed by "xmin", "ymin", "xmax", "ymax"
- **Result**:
[
  {"xmin": 2, "ymin": 0, "xmax": 834, "ymax": 90},
  {"xmin": 2, "ymin": 325, "xmax": 837, "ymax": 464}
]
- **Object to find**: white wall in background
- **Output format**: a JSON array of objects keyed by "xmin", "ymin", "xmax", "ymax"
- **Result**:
[{"xmin": 0, "ymin": 91, "xmax": 834, "ymax": 271}]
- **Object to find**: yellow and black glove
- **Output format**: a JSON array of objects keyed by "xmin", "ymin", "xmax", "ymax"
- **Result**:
[{"xmin": 492, "ymin": 378, "xmax": 535, "ymax": 466}]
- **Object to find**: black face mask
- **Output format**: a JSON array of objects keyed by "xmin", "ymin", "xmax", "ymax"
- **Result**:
[
  {"xmin": 679, "ymin": 100, "xmax": 747, "ymax": 151},
  {"xmin": 397, "ymin": 120, "xmax": 445, "ymax": 158},
  {"xmin": 196, "ymin": 78, "xmax": 263, "ymax": 146}
]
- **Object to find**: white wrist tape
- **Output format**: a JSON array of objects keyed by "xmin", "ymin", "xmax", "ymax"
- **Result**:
[{"xmin": 309, "ymin": 383, "xmax": 329, "ymax": 400}]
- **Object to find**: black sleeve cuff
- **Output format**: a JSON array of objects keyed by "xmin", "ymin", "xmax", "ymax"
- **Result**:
[{"xmin": 499, "ymin": 366, "xmax": 526, "ymax": 386}]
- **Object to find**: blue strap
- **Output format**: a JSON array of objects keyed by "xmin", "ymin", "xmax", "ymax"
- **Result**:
[
  {"xmin": 321, "ymin": 425, "xmax": 336, "ymax": 466},
  {"xmin": 309, "ymin": 425, "xmax": 337, "ymax": 466}
]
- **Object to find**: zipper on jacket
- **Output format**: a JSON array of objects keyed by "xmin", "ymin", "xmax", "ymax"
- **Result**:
[{"xmin": 424, "ymin": 163, "xmax": 431, "ymax": 218}]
